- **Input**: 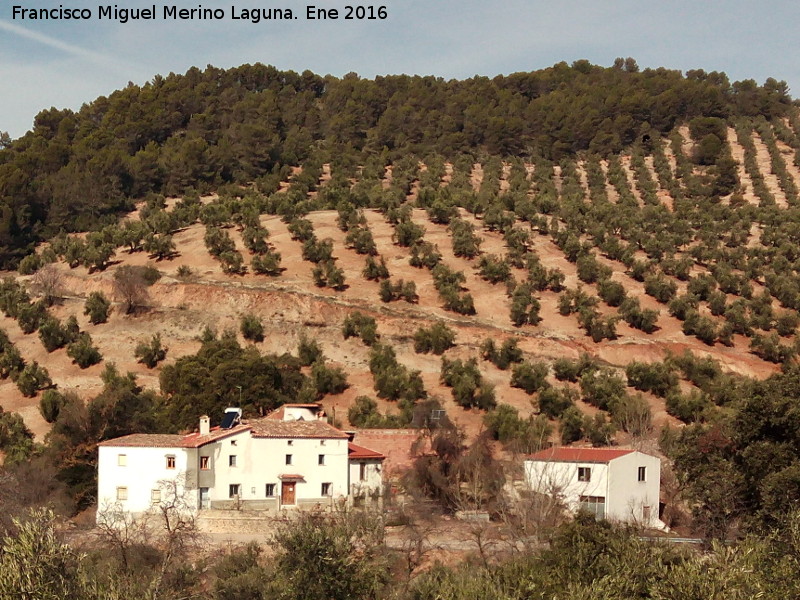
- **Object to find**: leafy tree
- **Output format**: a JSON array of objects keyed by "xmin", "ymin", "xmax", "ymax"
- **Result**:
[
  {"xmin": 413, "ymin": 322, "xmax": 456, "ymax": 354},
  {"xmin": 16, "ymin": 361, "xmax": 52, "ymax": 396},
  {"xmin": 66, "ymin": 333, "xmax": 102, "ymax": 368},
  {"xmin": 240, "ymin": 313, "xmax": 265, "ymax": 343},
  {"xmin": 510, "ymin": 361, "xmax": 550, "ymax": 394},
  {"xmin": 134, "ymin": 333, "xmax": 167, "ymax": 368},
  {"xmin": 84, "ymin": 291, "xmax": 111, "ymax": 324}
]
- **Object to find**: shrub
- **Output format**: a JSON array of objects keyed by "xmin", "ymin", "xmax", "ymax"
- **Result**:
[
  {"xmin": 342, "ymin": 312, "xmax": 379, "ymax": 346},
  {"xmin": 580, "ymin": 369, "xmax": 626, "ymax": 410},
  {"xmin": 312, "ymin": 361, "xmax": 349, "ymax": 395},
  {"xmin": 510, "ymin": 361, "xmax": 550, "ymax": 394},
  {"xmin": 481, "ymin": 337, "xmax": 524, "ymax": 370},
  {"xmin": 240, "ymin": 313, "xmax": 265, "ymax": 342},
  {"xmin": 16, "ymin": 361, "xmax": 52, "ymax": 396},
  {"xmin": 362, "ymin": 255, "xmax": 390, "ymax": 281},
  {"xmin": 298, "ymin": 334, "xmax": 324, "ymax": 366},
  {"xmin": 477, "ymin": 254, "xmax": 511, "ymax": 283},
  {"xmin": 134, "ymin": 333, "xmax": 167, "ymax": 368},
  {"xmin": 553, "ymin": 354, "xmax": 598, "ymax": 382},
  {"xmin": 597, "ymin": 279, "xmax": 626, "ymax": 307},
  {"xmin": 312, "ymin": 260, "xmax": 346, "ymax": 290},
  {"xmin": 413, "ymin": 322, "xmax": 456, "ymax": 355},
  {"xmin": 67, "ymin": 333, "xmax": 102, "ymax": 368},
  {"xmin": 625, "ymin": 361, "xmax": 678, "ymax": 397},
  {"xmin": 39, "ymin": 389, "xmax": 66, "ymax": 423},
  {"xmin": 644, "ymin": 274, "xmax": 678, "ymax": 303},
  {"xmin": 84, "ymin": 291, "xmax": 111, "ymax": 324},
  {"xmin": 440, "ymin": 357, "xmax": 495, "ymax": 410},
  {"xmin": 538, "ymin": 386, "xmax": 576, "ymax": 419},
  {"xmin": 251, "ymin": 251, "xmax": 283, "ymax": 276}
]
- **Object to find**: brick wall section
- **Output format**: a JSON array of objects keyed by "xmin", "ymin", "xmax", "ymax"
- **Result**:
[{"xmin": 351, "ymin": 429, "xmax": 429, "ymax": 478}]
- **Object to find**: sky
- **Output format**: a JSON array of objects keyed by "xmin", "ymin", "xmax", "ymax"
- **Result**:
[{"xmin": 2, "ymin": 0, "xmax": 799, "ymax": 139}]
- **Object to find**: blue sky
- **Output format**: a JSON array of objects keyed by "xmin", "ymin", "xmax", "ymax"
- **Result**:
[{"xmin": 2, "ymin": 0, "xmax": 799, "ymax": 139}]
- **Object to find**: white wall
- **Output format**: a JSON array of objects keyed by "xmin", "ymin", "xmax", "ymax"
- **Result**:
[
  {"xmin": 525, "ymin": 459, "xmax": 610, "ymax": 513},
  {"xmin": 200, "ymin": 432, "xmax": 349, "ymax": 506},
  {"xmin": 96, "ymin": 445, "xmax": 197, "ymax": 519},
  {"xmin": 348, "ymin": 459, "xmax": 383, "ymax": 499},
  {"xmin": 524, "ymin": 452, "xmax": 662, "ymax": 527},
  {"xmin": 606, "ymin": 452, "xmax": 661, "ymax": 527}
]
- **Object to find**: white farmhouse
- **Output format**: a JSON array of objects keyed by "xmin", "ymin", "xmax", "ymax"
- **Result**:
[
  {"xmin": 524, "ymin": 447, "xmax": 664, "ymax": 529},
  {"xmin": 96, "ymin": 405, "xmax": 384, "ymax": 520}
]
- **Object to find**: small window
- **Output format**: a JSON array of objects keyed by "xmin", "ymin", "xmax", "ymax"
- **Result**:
[
  {"xmin": 578, "ymin": 467, "xmax": 591, "ymax": 482},
  {"xmin": 231, "ymin": 440, "xmax": 237, "ymax": 446},
  {"xmin": 320, "ymin": 439, "xmax": 326, "ymax": 446},
  {"xmin": 318, "ymin": 454, "xmax": 325, "ymax": 466},
  {"xmin": 321, "ymin": 482, "xmax": 332, "ymax": 497},
  {"xmin": 359, "ymin": 462, "xmax": 367, "ymax": 482},
  {"xmin": 265, "ymin": 483, "xmax": 276, "ymax": 497},
  {"xmin": 229, "ymin": 484, "xmax": 240, "ymax": 498},
  {"xmin": 166, "ymin": 455, "xmax": 176, "ymax": 469},
  {"xmin": 286, "ymin": 454, "xmax": 293, "ymax": 465},
  {"xmin": 229, "ymin": 455, "xmax": 237, "ymax": 467},
  {"xmin": 200, "ymin": 456, "xmax": 210, "ymax": 470},
  {"xmin": 287, "ymin": 440, "xmax": 293, "ymax": 446},
  {"xmin": 116, "ymin": 487, "xmax": 128, "ymax": 501},
  {"xmin": 151, "ymin": 489, "xmax": 162, "ymax": 504},
  {"xmin": 117, "ymin": 454, "xmax": 127, "ymax": 467},
  {"xmin": 638, "ymin": 466, "xmax": 646, "ymax": 482}
]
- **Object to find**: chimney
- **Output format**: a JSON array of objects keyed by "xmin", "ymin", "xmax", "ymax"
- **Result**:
[{"xmin": 199, "ymin": 415, "xmax": 210, "ymax": 436}]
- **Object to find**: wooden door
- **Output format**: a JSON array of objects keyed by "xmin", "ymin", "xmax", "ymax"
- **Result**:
[{"xmin": 281, "ymin": 481, "xmax": 296, "ymax": 505}]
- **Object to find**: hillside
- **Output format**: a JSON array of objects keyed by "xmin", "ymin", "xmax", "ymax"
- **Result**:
[
  {"xmin": 4, "ymin": 110, "xmax": 800, "ymax": 453},
  {"xmin": 0, "ymin": 61, "xmax": 792, "ymax": 266}
]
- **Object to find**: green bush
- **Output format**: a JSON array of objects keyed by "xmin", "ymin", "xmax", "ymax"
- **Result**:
[
  {"xmin": 135, "ymin": 333, "xmax": 168, "ymax": 368},
  {"xmin": 84, "ymin": 291, "xmax": 111, "ymax": 324},
  {"xmin": 413, "ymin": 322, "xmax": 456, "ymax": 355},
  {"xmin": 240, "ymin": 313, "xmax": 265, "ymax": 342},
  {"xmin": 16, "ymin": 361, "xmax": 52, "ymax": 396},
  {"xmin": 342, "ymin": 312, "xmax": 379, "ymax": 345},
  {"xmin": 312, "ymin": 361, "xmax": 349, "ymax": 396},
  {"xmin": 67, "ymin": 333, "xmax": 102, "ymax": 368},
  {"xmin": 510, "ymin": 361, "xmax": 550, "ymax": 394}
]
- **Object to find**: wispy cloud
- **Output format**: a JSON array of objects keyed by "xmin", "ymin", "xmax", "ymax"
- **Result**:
[{"xmin": 0, "ymin": 19, "xmax": 148, "ymax": 78}]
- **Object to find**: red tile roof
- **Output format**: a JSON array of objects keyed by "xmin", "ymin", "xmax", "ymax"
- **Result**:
[
  {"xmin": 528, "ymin": 447, "xmax": 635, "ymax": 463},
  {"xmin": 100, "ymin": 417, "xmax": 347, "ymax": 449},
  {"xmin": 180, "ymin": 424, "xmax": 251, "ymax": 448},
  {"xmin": 250, "ymin": 419, "xmax": 348, "ymax": 439},
  {"xmin": 98, "ymin": 434, "xmax": 185, "ymax": 448},
  {"xmin": 348, "ymin": 442, "xmax": 385, "ymax": 460}
]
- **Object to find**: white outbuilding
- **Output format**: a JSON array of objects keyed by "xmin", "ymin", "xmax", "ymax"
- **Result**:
[{"xmin": 524, "ymin": 447, "xmax": 664, "ymax": 529}]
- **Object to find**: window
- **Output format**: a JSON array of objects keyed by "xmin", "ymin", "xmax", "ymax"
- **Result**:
[
  {"xmin": 165, "ymin": 455, "xmax": 176, "ymax": 469},
  {"xmin": 229, "ymin": 455, "xmax": 237, "ymax": 467},
  {"xmin": 116, "ymin": 487, "xmax": 128, "ymax": 501},
  {"xmin": 638, "ymin": 466, "xmax": 647, "ymax": 482},
  {"xmin": 577, "ymin": 467, "xmax": 591, "ymax": 482},
  {"xmin": 117, "ymin": 454, "xmax": 127, "ymax": 467},
  {"xmin": 200, "ymin": 456, "xmax": 210, "ymax": 470},
  {"xmin": 151, "ymin": 489, "xmax": 162, "ymax": 504},
  {"xmin": 321, "ymin": 482, "xmax": 332, "ymax": 497},
  {"xmin": 318, "ymin": 454, "xmax": 325, "ymax": 466},
  {"xmin": 286, "ymin": 454, "xmax": 293, "ymax": 465},
  {"xmin": 579, "ymin": 495, "xmax": 605, "ymax": 519},
  {"xmin": 320, "ymin": 439, "xmax": 326, "ymax": 446},
  {"xmin": 287, "ymin": 440, "xmax": 293, "ymax": 446},
  {"xmin": 265, "ymin": 484, "xmax": 276, "ymax": 497},
  {"xmin": 359, "ymin": 462, "xmax": 367, "ymax": 482},
  {"xmin": 231, "ymin": 440, "xmax": 237, "ymax": 446},
  {"xmin": 229, "ymin": 484, "xmax": 240, "ymax": 498}
]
